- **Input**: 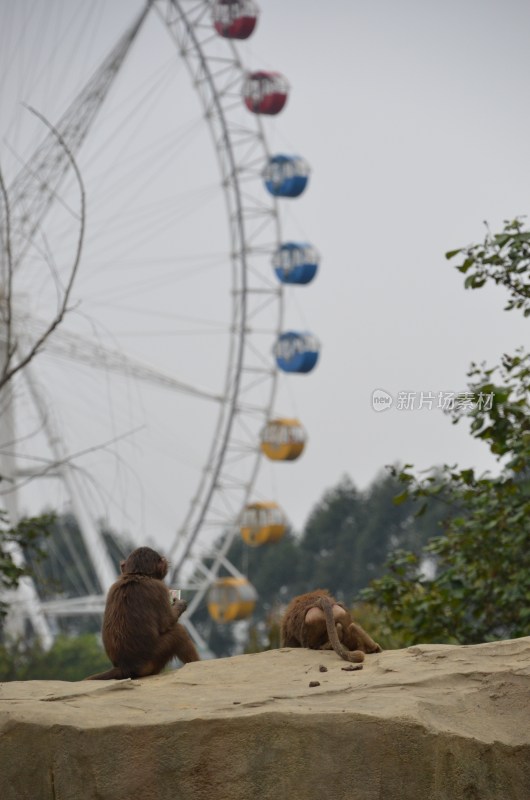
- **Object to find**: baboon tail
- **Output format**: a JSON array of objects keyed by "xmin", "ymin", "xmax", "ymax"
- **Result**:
[
  {"xmin": 85, "ymin": 666, "xmax": 126, "ymax": 680},
  {"xmin": 318, "ymin": 598, "xmax": 365, "ymax": 664}
]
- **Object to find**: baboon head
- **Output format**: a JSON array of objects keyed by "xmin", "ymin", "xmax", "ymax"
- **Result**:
[{"xmin": 120, "ymin": 546, "xmax": 168, "ymax": 579}]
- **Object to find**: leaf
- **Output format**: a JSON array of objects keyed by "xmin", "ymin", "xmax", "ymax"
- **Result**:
[
  {"xmin": 393, "ymin": 491, "xmax": 409, "ymax": 506},
  {"xmin": 458, "ymin": 257, "xmax": 476, "ymax": 274},
  {"xmin": 459, "ymin": 469, "xmax": 475, "ymax": 485},
  {"xmin": 493, "ymin": 234, "xmax": 511, "ymax": 247}
]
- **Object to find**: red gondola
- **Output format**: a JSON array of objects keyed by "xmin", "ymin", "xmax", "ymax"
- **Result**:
[
  {"xmin": 243, "ymin": 71, "xmax": 289, "ymax": 115},
  {"xmin": 213, "ymin": 0, "xmax": 259, "ymax": 40}
]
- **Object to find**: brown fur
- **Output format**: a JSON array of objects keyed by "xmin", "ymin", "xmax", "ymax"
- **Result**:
[
  {"xmin": 280, "ymin": 589, "xmax": 382, "ymax": 663},
  {"xmin": 87, "ymin": 546, "xmax": 199, "ymax": 679}
]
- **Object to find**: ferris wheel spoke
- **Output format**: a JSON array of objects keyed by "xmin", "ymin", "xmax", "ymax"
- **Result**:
[
  {"xmin": 40, "ymin": 328, "xmax": 223, "ymax": 403},
  {"xmin": 238, "ymin": 379, "xmax": 277, "ymax": 404},
  {"xmin": 7, "ymin": 5, "xmax": 151, "ymax": 271}
]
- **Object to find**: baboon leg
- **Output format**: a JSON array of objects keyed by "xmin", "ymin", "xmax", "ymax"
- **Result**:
[
  {"xmin": 86, "ymin": 666, "xmax": 125, "ymax": 680},
  {"xmin": 159, "ymin": 622, "xmax": 200, "ymax": 664},
  {"xmin": 137, "ymin": 623, "xmax": 200, "ymax": 677},
  {"xmin": 175, "ymin": 623, "xmax": 200, "ymax": 663},
  {"xmin": 346, "ymin": 622, "xmax": 383, "ymax": 653},
  {"xmin": 136, "ymin": 660, "xmax": 160, "ymax": 678}
]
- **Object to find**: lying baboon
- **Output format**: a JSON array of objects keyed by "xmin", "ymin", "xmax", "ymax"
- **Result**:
[
  {"xmin": 87, "ymin": 546, "xmax": 199, "ymax": 679},
  {"xmin": 280, "ymin": 589, "xmax": 382, "ymax": 663}
]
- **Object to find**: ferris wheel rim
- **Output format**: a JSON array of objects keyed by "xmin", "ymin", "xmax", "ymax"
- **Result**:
[{"xmin": 156, "ymin": 0, "xmax": 283, "ymax": 591}]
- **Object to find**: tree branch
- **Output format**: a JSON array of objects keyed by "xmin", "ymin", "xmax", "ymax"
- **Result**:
[
  {"xmin": 0, "ymin": 166, "xmax": 16, "ymax": 380},
  {"xmin": 0, "ymin": 105, "xmax": 86, "ymax": 391}
]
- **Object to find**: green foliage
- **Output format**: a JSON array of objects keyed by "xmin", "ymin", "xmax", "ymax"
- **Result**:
[
  {"xmin": 350, "ymin": 602, "xmax": 411, "ymax": 650},
  {"xmin": 292, "ymin": 473, "xmax": 442, "ymax": 600},
  {"xmin": 0, "ymin": 633, "xmax": 109, "ymax": 681},
  {"xmin": 446, "ymin": 217, "xmax": 530, "ymax": 315},
  {"xmin": 0, "ymin": 510, "xmax": 53, "ymax": 622},
  {"xmin": 364, "ymin": 473, "xmax": 530, "ymax": 645},
  {"xmin": 299, "ymin": 478, "xmax": 367, "ymax": 594},
  {"xmin": 461, "ymin": 351, "xmax": 530, "ymax": 471},
  {"xmin": 363, "ymin": 222, "xmax": 530, "ymax": 646}
]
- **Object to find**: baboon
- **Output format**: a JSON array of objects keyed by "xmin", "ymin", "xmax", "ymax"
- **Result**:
[
  {"xmin": 280, "ymin": 589, "xmax": 382, "ymax": 663},
  {"xmin": 87, "ymin": 546, "xmax": 200, "ymax": 679}
]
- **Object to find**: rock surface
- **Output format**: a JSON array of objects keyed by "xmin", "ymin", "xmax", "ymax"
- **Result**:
[{"xmin": 1, "ymin": 637, "xmax": 529, "ymax": 800}]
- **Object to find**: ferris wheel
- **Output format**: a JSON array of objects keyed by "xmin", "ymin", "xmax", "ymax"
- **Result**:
[{"xmin": 0, "ymin": 0, "xmax": 320, "ymax": 651}]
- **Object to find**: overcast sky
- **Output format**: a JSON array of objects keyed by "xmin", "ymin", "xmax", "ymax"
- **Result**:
[{"xmin": 1, "ymin": 0, "xmax": 529, "ymax": 560}]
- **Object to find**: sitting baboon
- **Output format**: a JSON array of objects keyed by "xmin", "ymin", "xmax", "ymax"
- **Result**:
[
  {"xmin": 280, "ymin": 589, "xmax": 382, "ymax": 663},
  {"xmin": 87, "ymin": 546, "xmax": 199, "ymax": 679}
]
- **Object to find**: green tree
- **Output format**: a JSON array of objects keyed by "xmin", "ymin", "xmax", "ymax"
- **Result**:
[
  {"xmin": 0, "ymin": 510, "xmax": 53, "ymax": 625},
  {"xmin": 363, "ymin": 220, "xmax": 530, "ymax": 645},
  {"xmin": 447, "ymin": 217, "xmax": 530, "ymax": 315},
  {"xmin": 0, "ymin": 633, "xmax": 109, "ymax": 681},
  {"xmin": 298, "ymin": 477, "xmax": 366, "ymax": 597},
  {"xmin": 293, "ymin": 473, "xmax": 445, "ymax": 601}
]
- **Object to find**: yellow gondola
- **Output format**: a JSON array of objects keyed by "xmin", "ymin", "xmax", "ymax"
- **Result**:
[
  {"xmin": 260, "ymin": 417, "xmax": 306, "ymax": 461},
  {"xmin": 207, "ymin": 577, "xmax": 258, "ymax": 623},
  {"xmin": 240, "ymin": 501, "xmax": 287, "ymax": 546}
]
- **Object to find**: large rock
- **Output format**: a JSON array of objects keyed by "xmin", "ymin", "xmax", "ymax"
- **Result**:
[{"xmin": 1, "ymin": 637, "xmax": 529, "ymax": 800}]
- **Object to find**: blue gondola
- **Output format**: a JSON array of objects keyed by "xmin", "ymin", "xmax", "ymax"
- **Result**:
[
  {"xmin": 273, "ymin": 243, "xmax": 319, "ymax": 285},
  {"xmin": 263, "ymin": 155, "xmax": 309, "ymax": 198},
  {"xmin": 274, "ymin": 331, "xmax": 320, "ymax": 373}
]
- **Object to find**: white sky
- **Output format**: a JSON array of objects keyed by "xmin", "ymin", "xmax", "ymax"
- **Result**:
[{"xmin": 1, "ymin": 0, "xmax": 529, "ymax": 557}]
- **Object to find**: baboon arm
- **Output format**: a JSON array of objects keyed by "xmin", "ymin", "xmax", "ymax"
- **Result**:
[
  {"xmin": 170, "ymin": 599, "xmax": 188, "ymax": 621},
  {"xmin": 146, "ymin": 583, "xmax": 178, "ymax": 635}
]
